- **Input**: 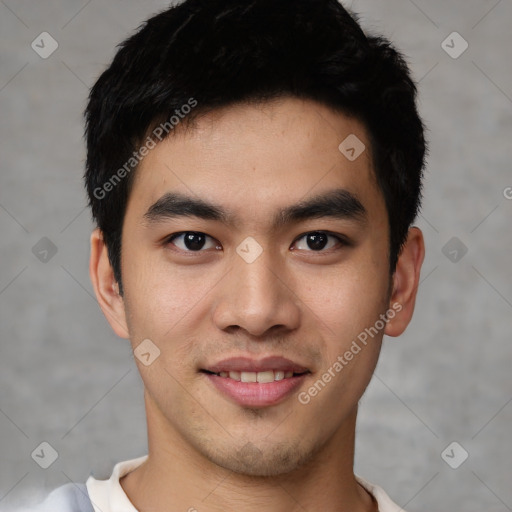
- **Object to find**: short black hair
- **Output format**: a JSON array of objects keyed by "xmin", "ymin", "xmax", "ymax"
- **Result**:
[{"xmin": 84, "ymin": 0, "xmax": 427, "ymax": 294}]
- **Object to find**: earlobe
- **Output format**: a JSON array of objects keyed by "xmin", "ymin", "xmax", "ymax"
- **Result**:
[
  {"xmin": 384, "ymin": 227, "xmax": 425, "ymax": 338},
  {"xmin": 89, "ymin": 228, "xmax": 130, "ymax": 339}
]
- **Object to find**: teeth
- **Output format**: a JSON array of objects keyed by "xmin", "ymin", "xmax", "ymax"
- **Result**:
[
  {"xmin": 216, "ymin": 370, "xmax": 301, "ymax": 382},
  {"xmin": 256, "ymin": 371, "xmax": 274, "ymax": 383},
  {"xmin": 241, "ymin": 371, "xmax": 257, "ymax": 383}
]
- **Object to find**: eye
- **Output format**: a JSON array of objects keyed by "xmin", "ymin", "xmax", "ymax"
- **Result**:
[
  {"xmin": 292, "ymin": 231, "xmax": 346, "ymax": 252},
  {"xmin": 166, "ymin": 231, "xmax": 221, "ymax": 252}
]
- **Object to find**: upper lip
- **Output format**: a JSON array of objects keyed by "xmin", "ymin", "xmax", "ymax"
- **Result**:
[{"xmin": 203, "ymin": 356, "xmax": 309, "ymax": 374}]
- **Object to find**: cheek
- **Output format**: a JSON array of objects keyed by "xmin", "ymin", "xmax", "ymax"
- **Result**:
[
  {"xmin": 303, "ymin": 274, "xmax": 385, "ymax": 402},
  {"xmin": 121, "ymin": 247, "xmax": 216, "ymax": 348},
  {"xmin": 300, "ymin": 254, "xmax": 389, "ymax": 389},
  {"xmin": 306, "ymin": 262, "xmax": 388, "ymax": 332}
]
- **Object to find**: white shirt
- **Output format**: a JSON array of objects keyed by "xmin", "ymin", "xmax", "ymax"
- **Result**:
[{"xmin": 86, "ymin": 455, "xmax": 406, "ymax": 512}]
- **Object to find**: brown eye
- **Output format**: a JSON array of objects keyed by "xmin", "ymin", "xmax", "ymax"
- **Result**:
[
  {"xmin": 167, "ymin": 232, "xmax": 220, "ymax": 252},
  {"xmin": 292, "ymin": 231, "xmax": 345, "ymax": 252}
]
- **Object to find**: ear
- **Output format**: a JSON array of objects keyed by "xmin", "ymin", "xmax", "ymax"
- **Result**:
[
  {"xmin": 89, "ymin": 228, "xmax": 130, "ymax": 339},
  {"xmin": 384, "ymin": 227, "xmax": 425, "ymax": 337}
]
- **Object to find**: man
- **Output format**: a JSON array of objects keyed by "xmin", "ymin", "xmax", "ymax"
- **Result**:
[{"xmin": 30, "ymin": 0, "xmax": 426, "ymax": 510}]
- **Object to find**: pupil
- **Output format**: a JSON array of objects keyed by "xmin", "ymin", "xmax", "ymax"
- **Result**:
[
  {"xmin": 184, "ymin": 232, "xmax": 205, "ymax": 251},
  {"xmin": 307, "ymin": 232, "xmax": 328, "ymax": 250}
]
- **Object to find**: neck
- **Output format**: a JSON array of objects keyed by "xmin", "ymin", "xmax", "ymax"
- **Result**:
[{"xmin": 120, "ymin": 390, "xmax": 376, "ymax": 512}]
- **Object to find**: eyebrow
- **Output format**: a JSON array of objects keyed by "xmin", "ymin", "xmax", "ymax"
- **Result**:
[{"xmin": 143, "ymin": 188, "xmax": 367, "ymax": 229}]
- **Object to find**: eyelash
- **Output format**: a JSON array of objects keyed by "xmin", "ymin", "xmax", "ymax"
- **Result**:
[{"xmin": 164, "ymin": 231, "xmax": 349, "ymax": 254}]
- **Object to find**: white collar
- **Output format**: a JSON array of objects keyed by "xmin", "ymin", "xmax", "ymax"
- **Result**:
[
  {"xmin": 86, "ymin": 455, "xmax": 148, "ymax": 512},
  {"xmin": 86, "ymin": 455, "xmax": 405, "ymax": 512}
]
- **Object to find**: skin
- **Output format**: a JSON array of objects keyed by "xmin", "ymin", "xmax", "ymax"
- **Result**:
[{"xmin": 89, "ymin": 96, "xmax": 424, "ymax": 512}]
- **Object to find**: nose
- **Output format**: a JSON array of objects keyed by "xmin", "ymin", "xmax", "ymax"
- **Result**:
[{"xmin": 212, "ymin": 247, "xmax": 301, "ymax": 338}]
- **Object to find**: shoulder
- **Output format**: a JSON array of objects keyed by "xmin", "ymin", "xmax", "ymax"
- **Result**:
[{"xmin": 22, "ymin": 483, "xmax": 94, "ymax": 512}]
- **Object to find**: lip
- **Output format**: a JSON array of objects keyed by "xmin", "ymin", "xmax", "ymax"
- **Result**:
[
  {"xmin": 204, "ymin": 356, "xmax": 309, "ymax": 374},
  {"xmin": 202, "ymin": 356, "xmax": 310, "ymax": 408},
  {"xmin": 204, "ymin": 372, "xmax": 308, "ymax": 408}
]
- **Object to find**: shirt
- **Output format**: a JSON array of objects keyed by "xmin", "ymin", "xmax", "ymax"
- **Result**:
[{"xmin": 26, "ymin": 455, "xmax": 406, "ymax": 512}]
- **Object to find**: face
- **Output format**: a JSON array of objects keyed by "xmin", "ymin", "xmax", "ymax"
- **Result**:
[{"xmin": 102, "ymin": 97, "xmax": 400, "ymax": 476}]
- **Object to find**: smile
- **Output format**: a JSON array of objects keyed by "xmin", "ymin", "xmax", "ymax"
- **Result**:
[
  {"xmin": 201, "ymin": 356, "xmax": 311, "ymax": 407},
  {"xmin": 207, "ymin": 370, "xmax": 303, "ymax": 382}
]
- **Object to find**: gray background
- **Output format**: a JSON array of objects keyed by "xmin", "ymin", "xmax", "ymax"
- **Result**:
[{"xmin": 0, "ymin": 0, "xmax": 511, "ymax": 510}]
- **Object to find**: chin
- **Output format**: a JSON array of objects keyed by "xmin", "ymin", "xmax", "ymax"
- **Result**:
[{"xmin": 203, "ymin": 439, "xmax": 314, "ymax": 477}]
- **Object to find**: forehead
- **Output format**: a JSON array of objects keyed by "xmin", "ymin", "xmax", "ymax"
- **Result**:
[{"xmin": 127, "ymin": 97, "xmax": 384, "ymax": 227}]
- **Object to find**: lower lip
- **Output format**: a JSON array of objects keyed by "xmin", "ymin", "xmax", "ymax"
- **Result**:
[{"xmin": 205, "ymin": 373, "xmax": 308, "ymax": 407}]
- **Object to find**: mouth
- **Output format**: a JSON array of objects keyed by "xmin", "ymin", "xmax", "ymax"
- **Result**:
[
  {"xmin": 201, "ymin": 369, "xmax": 308, "ymax": 382},
  {"xmin": 200, "ymin": 356, "xmax": 311, "ymax": 407}
]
